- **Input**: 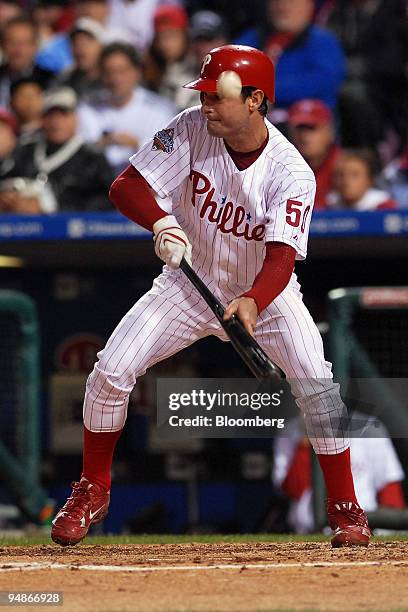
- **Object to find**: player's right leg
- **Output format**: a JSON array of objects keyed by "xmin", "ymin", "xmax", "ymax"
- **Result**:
[
  {"xmin": 255, "ymin": 279, "xmax": 371, "ymax": 547},
  {"xmin": 52, "ymin": 271, "xmax": 215, "ymax": 545}
]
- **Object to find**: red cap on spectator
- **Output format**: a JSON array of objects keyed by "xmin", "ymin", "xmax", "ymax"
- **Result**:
[
  {"xmin": 153, "ymin": 5, "xmax": 188, "ymax": 32},
  {"xmin": 288, "ymin": 99, "xmax": 332, "ymax": 127},
  {"xmin": 0, "ymin": 108, "xmax": 18, "ymax": 134}
]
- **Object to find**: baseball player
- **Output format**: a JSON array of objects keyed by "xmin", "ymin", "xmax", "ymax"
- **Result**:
[{"xmin": 51, "ymin": 45, "xmax": 371, "ymax": 547}]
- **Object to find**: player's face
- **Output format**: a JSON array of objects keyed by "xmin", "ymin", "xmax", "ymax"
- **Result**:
[{"xmin": 200, "ymin": 91, "xmax": 251, "ymax": 139}]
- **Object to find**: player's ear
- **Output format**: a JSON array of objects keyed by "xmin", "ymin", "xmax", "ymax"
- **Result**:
[{"xmin": 248, "ymin": 90, "xmax": 264, "ymax": 112}]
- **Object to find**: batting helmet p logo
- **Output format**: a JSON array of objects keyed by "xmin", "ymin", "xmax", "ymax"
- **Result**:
[{"xmin": 200, "ymin": 54, "xmax": 212, "ymax": 76}]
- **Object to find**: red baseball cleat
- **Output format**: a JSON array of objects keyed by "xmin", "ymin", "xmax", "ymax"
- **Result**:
[
  {"xmin": 327, "ymin": 499, "xmax": 371, "ymax": 547},
  {"xmin": 51, "ymin": 477, "xmax": 110, "ymax": 546}
]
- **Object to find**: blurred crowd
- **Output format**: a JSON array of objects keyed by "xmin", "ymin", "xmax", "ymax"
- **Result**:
[{"xmin": 0, "ymin": 0, "xmax": 406, "ymax": 214}]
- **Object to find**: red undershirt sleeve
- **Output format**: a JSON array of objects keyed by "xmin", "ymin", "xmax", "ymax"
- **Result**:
[
  {"xmin": 243, "ymin": 242, "xmax": 297, "ymax": 313},
  {"xmin": 109, "ymin": 164, "xmax": 168, "ymax": 231}
]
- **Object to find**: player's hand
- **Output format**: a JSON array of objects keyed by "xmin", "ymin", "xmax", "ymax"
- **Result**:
[
  {"xmin": 153, "ymin": 215, "xmax": 192, "ymax": 269},
  {"xmin": 223, "ymin": 297, "xmax": 258, "ymax": 336}
]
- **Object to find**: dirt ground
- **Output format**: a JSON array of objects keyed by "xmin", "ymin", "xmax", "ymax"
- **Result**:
[{"xmin": 0, "ymin": 542, "xmax": 407, "ymax": 612}]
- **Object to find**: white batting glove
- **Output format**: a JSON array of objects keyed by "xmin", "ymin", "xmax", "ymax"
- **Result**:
[{"xmin": 153, "ymin": 215, "xmax": 192, "ymax": 269}]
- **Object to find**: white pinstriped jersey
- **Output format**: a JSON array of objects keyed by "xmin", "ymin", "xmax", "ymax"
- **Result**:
[
  {"xmin": 130, "ymin": 106, "xmax": 316, "ymax": 300},
  {"xmin": 87, "ymin": 111, "xmax": 346, "ymax": 454}
]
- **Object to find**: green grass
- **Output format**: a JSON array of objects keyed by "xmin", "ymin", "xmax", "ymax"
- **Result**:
[{"xmin": 1, "ymin": 533, "xmax": 408, "ymax": 546}]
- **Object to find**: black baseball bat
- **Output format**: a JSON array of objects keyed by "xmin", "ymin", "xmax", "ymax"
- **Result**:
[{"xmin": 179, "ymin": 258, "xmax": 283, "ymax": 382}]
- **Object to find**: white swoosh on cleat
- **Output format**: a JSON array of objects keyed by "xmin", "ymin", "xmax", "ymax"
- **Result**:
[
  {"xmin": 89, "ymin": 506, "xmax": 105, "ymax": 521},
  {"xmin": 52, "ymin": 511, "xmax": 66, "ymax": 525}
]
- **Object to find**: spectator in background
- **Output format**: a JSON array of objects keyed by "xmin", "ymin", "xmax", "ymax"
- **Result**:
[
  {"xmin": 0, "ymin": 108, "xmax": 17, "ymax": 177},
  {"xmin": 189, "ymin": 10, "xmax": 230, "ymax": 73},
  {"xmin": 381, "ymin": 147, "xmax": 408, "ymax": 210},
  {"xmin": 0, "ymin": 0, "xmax": 22, "ymax": 29},
  {"xmin": 32, "ymin": 0, "xmax": 73, "ymax": 73},
  {"xmin": 0, "ymin": 16, "xmax": 55, "ymax": 107},
  {"xmin": 74, "ymin": 0, "xmax": 130, "ymax": 44},
  {"xmin": 235, "ymin": 0, "xmax": 345, "ymax": 112},
  {"xmin": 106, "ymin": 0, "xmax": 162, "ymax": 51},
  {"xmin": 288, "ymin": 99, "xmax": 340, "ymax": 209},
  {"xmin": 273, "ymin": 414, "xmax": 405, "ymax": 534},
  {"xmin": 313, "ymin": 0, "xmax": 333, "ymax": 24},
  {"xmin": 319, "ymin": 0, "xmax": 407, "ymax": 155},
  {"xmin": 57, "ymin": 18, "xmax": 104, "ymax": 102},
  {"xmin": 0, "ymin": 0, "xmax": 22, "ymax": 64},
  {"xmin": 184, "ymin": 0, "xmax": 264, "ymax": 41},
  {"xmin": 0, "ymin": 87, "xmax": 113, "ymax": 213},
  {"xmin": 145, "ymin": 9, "xmax": 230, "ymax": 111},
  {"xmin": 0, "ymin": 0, "xmax": 19, "ymax": 17},
  {"xmin": 328, "ymin": 149, "xmax": 396, "ymax": 211},
  {"xmin": 9, "ymin": 76, "xmax": 44, "ymax": 143},
  {"xmin": 144, "ymin": 4, "xmax": 191, "ymax": 109},
  {"xmin": 78, "ymin": 42, "xmax": 176, "ymax": 173}
]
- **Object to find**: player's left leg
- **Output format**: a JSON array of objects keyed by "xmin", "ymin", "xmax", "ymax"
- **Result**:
[
  {"xmin": 51, "ymin": 271, "xmax": 220, "ymax": 546},
  {"xmin": 255, "ymin": 279, "xmax": 371, "ymax": 547}
]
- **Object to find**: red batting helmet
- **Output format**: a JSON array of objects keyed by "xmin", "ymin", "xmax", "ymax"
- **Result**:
[{"xmin": 183, "ymin": 44, "xmax": 275, "ymax": 103}]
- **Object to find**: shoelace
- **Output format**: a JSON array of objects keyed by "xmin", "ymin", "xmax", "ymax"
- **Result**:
[
  {"xmin": 331, "ymin": 503, "xmax": 368, "ymax": 528},
  {"xmin": 62, "ymin": 481, "xmax": 91, "ymax": 520}
]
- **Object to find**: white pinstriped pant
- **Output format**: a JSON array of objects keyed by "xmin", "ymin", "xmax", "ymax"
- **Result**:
[{"xmin": 83, "ymin": 270, "xmax": 349, "ymax": 454}]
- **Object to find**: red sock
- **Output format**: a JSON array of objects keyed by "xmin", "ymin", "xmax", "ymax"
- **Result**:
[
  {"xmin": 317, "ymin": 448, "xmax": 357, "ymax": 503},
  {"xmin": 82, "ymin": 426, "xmax": 122, "ymax": 492}
]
